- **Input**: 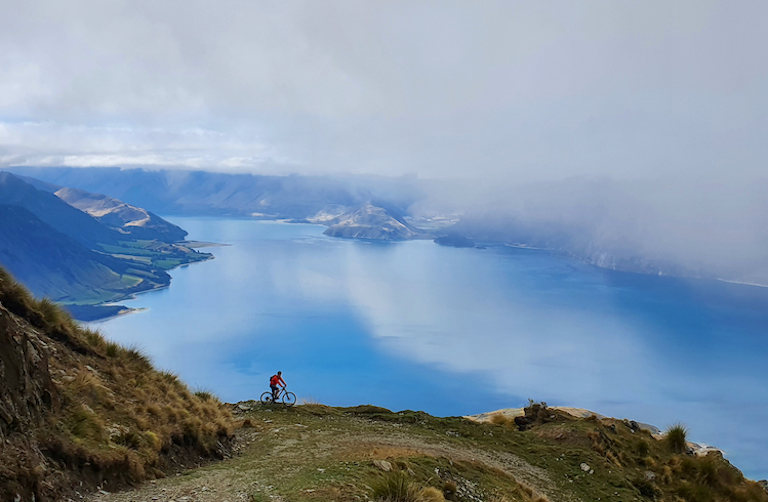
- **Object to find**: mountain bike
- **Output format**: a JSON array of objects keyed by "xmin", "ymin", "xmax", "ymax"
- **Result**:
[{"xmin": 261, "ymin": 387, "xmax": 297, "ymax": 407}]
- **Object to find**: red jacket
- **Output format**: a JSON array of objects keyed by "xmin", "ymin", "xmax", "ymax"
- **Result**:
[{"xmin": 270, "ymin": 374, "xmax": 285, "ymax": 386}]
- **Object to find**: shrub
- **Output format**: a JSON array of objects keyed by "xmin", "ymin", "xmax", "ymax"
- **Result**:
[
  {"xmin": 418, "ymin": 487, "xmax": 445, "ymax": 502},
  {"xmin": 489, "ymin": 413, "xmax": 510, "ymax": 426},
  {"xmin": 371, "ymin": 472, "xmax": 421, "ymax": 502},
  {"xmin": 124, "ymin": 345, "xmax": 153, "ymax": 370},
  {"xmin": 665, "ymin": 423, "xmax": 688, "ymax": 453},
  {"xmin": 631, "ymin": 476, "xmax": 660, "ymax": 498},
  {"xmin": 194, "ymin": 389, "xmax": 218, "ymax": 402},
  {"xmin": 69, "ymin": 404, "xmax": 106, "ymax": 441},
  {"xmin": 105, "ymin": 341, "xmax": 119, "ymax": 358},
  {"xmin": 635, "ymin": 439, "xmax": 650, "ymax": 456},
  {"xmin": 82, "ymin": 328, "xmax": 105, "ymax": 348},
  {"xmin": 37, "ymin": 298, "xmax": 69, "ymax": 328}
]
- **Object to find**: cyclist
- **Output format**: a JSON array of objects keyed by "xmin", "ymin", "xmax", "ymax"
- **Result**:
[{"xmin": 270, "ymin": 371, "xmax": 286, "ymax": 401}]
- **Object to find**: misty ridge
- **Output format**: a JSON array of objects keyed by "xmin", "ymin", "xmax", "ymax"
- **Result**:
[
  {"xmin": 9, "ymin": 166, "xmax": 768, "ymax": 287},
  {"xmin": 419, "ymin": 174, "xmax": 768, "ymax": 285}
]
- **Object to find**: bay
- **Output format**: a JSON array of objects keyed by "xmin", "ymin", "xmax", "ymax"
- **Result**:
[{"xmin": 92, "ymin": 216, "xmax": 768, "ymax": 479}]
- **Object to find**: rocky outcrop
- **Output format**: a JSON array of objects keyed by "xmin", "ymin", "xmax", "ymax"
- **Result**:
[
  {"xmin": 0, "ymin": 301, "xmax": 59, "ymax": 438},
  {"xmin": 0, "ymin": 300, "xmax": 62, "ymax": 502}
]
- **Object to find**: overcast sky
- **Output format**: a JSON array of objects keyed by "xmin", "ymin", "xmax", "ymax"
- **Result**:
[{"xmin": 1, "ymin": 1, "xmax": 766, "ymax": 182}]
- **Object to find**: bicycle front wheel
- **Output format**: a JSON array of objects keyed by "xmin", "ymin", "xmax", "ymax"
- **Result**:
[
  {"xmin": 260, "ymin": 391, "xmax": 273, "ymax": 404},
  {"xmin": 282, "ymin": 392, "xmax": 297, "ymax": 407}
]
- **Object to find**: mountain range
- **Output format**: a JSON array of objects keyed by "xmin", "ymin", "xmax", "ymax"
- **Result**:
[
  {"xmin": 6, "ymin": 166, "xmax": 766, "ymax": 286},
  {"xmin": 0, "ymin": 172, "xmax": 211, "ymax": 319}
]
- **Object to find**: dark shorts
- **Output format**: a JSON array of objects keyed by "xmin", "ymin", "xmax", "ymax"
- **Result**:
[{"xmin": 270, "ymin": 384, "xmax": 278, "ymax": 392}]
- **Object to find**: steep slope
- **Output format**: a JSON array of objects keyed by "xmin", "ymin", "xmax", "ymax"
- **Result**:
[
  {"xmin": 0, "ymin": 173, "xmax": 211, "ymax": 315},
  {"xmin": 0, "ymin": 270, "xmax": 234, "ymax": 501},
  {"xmin": 0, "ymin": 172, "xmax": 121, "ymax": 249},
  {"xmin": 0, "ymin": 205, "xmax": 151, "ymax": 302},
  {"xmin": 16, "ymin": 174, "xmax": 187, "ymax": 243},
  {"xmin": 53, "ymin": 187, "xmax": 188, "ymax": 243}
]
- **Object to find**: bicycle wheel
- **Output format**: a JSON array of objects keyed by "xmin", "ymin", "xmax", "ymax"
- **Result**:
[
  {"xmin": 282, "ymin": 391, "xmax": 297, "ymax": 407},
  {"xmin": 260, "ymin": 391, "xmax": 273, "ymax": 404}
]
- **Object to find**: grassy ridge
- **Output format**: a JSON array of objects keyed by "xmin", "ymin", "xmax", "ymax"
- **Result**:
[
  {"xmin": 220, "ymin": 403, "xmax": 768, "ymax": 502},
  {"xmin": 0, "ymin": 267, "xmax": 234, "ymax": 501}
]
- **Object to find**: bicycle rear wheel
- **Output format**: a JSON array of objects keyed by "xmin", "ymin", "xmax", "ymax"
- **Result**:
[
  {"xmin": 282, "ymin": 391, "xmax": 297, "ymax": 407},
  {"xmin": 260, "ymin": 391, "xmax": 273, "ymax": 404}
]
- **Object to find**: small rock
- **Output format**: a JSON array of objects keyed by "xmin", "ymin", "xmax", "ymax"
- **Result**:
[
  {"xmin": 317, "ymin": 468, "xmax": 326, "ymax": 473},
  {"xmin": 645, "ymin": 471, "xmax": 656, "ymax": 481},
  {"xmin": 580, "ymin": 463, "xmax": 591, "ymax": 472},
  {"xmin": 373, "ymin": 460, "xmax": 393, "ymax": 472},
  {"xmin": 98, "ymin": 490, "xmax": 110, "ymax": 495},
  {"xmin": 238, "ymin": 403, "xmax": 251, "ymax": 411}
]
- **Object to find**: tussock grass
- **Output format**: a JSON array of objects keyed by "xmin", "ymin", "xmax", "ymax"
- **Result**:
[
  {"xmin": 666, "ymin": 422, "xmax": 688, "ymax": 453},
  {"xmin": 124, "ymin": 344, "xmax": 153, "ymax": 369},
  {"xmin": 194, "ymin": 389, "xmax": 219, "ymax": 403},
  {"xmin": 370, "ymin": 472, "xmax": 423, "ymax": 502},
  {"xmin": 0, "ymin": 266, "xmax": 236, "ymax": 500}
]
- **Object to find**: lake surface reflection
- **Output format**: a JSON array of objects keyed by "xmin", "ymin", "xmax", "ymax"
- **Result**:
[{"xmin": 92, "ymin": 217, "xmax": 768, "ymax": 479}]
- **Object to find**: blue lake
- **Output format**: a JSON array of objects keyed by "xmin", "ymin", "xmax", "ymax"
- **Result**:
[{"xmin": 92, "ymin": 217, "xmax": 768, "ymax": 479}]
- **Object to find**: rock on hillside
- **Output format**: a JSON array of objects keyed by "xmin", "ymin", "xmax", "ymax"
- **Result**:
[
  {"xmin": 323, "ymin": 204, "xmax": 427, "ymax": 240},
  {"xmin": 0, "ymin": 301, "xmax": 60, "ymax": 438},
  {"xmin": 54, "ymin": 187, "xmax": 187, "ymax": 243}
]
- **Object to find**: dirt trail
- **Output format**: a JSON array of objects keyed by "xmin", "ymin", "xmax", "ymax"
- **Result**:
[{"xmin": 86, "ymin": 411, "xmax": 576, "ymax": 502}]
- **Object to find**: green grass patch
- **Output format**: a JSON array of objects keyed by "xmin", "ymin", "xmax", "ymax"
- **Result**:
[{"xmin": 153, "ymin": 259, "xmax": 183, "ymax": 269}]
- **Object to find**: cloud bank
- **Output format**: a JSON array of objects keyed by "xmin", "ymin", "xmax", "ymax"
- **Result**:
[{"xmin": 1, "ymin": 1, "xmax": 767, "ymax": 181}]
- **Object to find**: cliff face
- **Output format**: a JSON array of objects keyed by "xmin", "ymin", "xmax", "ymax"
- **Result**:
[
  {"xmin": 0, "ymin": 298, "xmax": 63, "ymax": 502},
  {"xmin": 0, "ymin": 301, "xmax": 59, "ymax": 438}
]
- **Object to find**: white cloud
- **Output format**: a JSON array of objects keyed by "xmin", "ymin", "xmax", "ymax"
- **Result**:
[{"xmin": 1, "ymin": 1, "xmax": 766, "ymax": 179}]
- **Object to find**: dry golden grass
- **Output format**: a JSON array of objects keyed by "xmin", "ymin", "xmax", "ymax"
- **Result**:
[{"xmin": 0, "ymin": 267, "xmax": 236, "ymax": 498}]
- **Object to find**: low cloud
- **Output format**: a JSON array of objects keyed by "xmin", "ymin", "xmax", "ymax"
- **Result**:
[{"xmin": 1, "ymin": 1, "xmax": 766, "ymax": 181}]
